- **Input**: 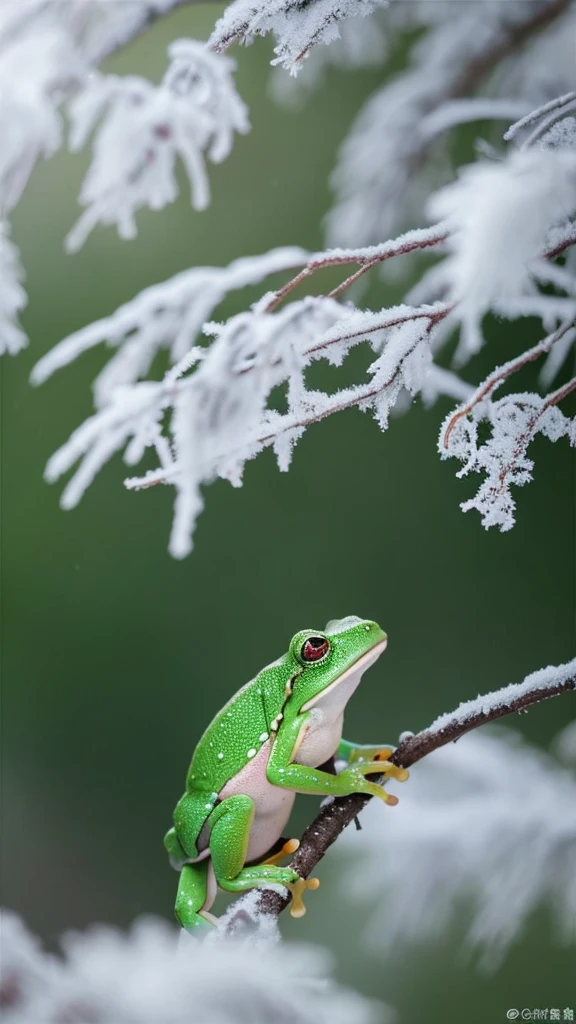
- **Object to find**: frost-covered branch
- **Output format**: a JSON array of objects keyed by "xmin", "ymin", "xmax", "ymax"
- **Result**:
[
  {"xmin": 441, "ymin": 319, "xmax": 576, "ymax": 449},
  {"xmin": 210, "ymin": 0, "xmax": 387, "ymax": 73},
  {"xmin": 0, "ymin": 3, "xmax": 249, "ymax": 350},
  {"xmin": 65, "ymin": 39, "xmax": 249, "ymax": 251},
  {"xmin": 439, "ymin": 318, "xmax": 576, "ymax": 532},
  {"xmin": 327, "ymin": 0, "xmax": 574, "ymax": 246},
  {"xmin": 3, "ymin": 0, "xmax": 575, "ymax": 549},
  {"xmin": 235, "ymin": 658, "xmax": 576, "ymax": 926},
  {"xmin": 264, "ymin": 223, "xmax": 449, "ymax": 311}
]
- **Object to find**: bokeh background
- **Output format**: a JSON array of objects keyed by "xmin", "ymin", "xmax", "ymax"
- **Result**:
[{"xmin": 2, "ymin": 5, "xmax": 574, "ymax": 1022}]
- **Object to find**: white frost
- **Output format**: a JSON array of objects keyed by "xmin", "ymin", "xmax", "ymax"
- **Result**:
[
  {"xmin": 338, "ymin": 723, "xmax": 576, "ymax": 967},
  {"xmin": 0, "ymin": 222, "xmax": 27, "ymax": 355},
  {"xmin": 210, "ymin": 0, "xmax": 387, "ymax": 74},
  {"xmin": 66, "ymin": 40, "xmax": 249, "ymax": 251},
  {"xmin": 428, "ymin": 658, "xmax": 576, "ymax": 735},
  {"xmin": 427, "ymin": 149, "xmax": 576, "ymax": 361},
  {"xmin": 0, "ymin": 911, "xmax": 382, "ymax": 1024}
]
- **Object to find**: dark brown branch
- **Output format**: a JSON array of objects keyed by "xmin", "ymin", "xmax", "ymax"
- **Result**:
[{"xmin": 230, "ymin": 669, "xmax": 576, "ymax": 924}]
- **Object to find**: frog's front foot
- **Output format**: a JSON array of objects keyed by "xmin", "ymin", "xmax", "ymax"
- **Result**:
[
  {"xmin": 286, "ymin": 875, "xmax": 320, "ymax": 919},
  {"xmin": 372, "ymin": 751, "xmax": 410, "ymax": 784},
  {"xmin": 343, "ymin": 758, "xmax": 409, "ymax": 805}
]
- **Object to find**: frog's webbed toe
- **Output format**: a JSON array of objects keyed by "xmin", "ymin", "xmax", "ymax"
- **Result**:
[
  {"xmin": 264, "ymin": 838, "xmax": 300, "ymax": 865},
  {"xmin": 286, "ymin": 875, "xmax": 320, "ymax": 918}
]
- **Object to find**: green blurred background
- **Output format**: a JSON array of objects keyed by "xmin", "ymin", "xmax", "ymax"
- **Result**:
[{"xmin": 2, "ymin": 5, "xmax": 574, "ymax": 1021}]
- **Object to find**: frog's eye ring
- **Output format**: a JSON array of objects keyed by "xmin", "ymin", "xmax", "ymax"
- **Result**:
[{"xmin": 301, "ymin": 636, "xmax": 330, "ymax": 663}]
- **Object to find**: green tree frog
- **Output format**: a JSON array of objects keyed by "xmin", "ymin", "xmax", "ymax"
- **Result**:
[{"xmin": 164, "ymin": 615, "xmax": 408, "ymax": 931}]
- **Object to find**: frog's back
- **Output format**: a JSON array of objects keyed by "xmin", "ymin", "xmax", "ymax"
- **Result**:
[
  {"xmin": 171, "ymin": 658, "xmax": 287, "ymax": 857},
  {"xmin": 186, "ymin": 667, "xmax": 283, "ymax": 794}
]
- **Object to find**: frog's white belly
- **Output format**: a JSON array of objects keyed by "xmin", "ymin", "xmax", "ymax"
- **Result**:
[
  {"xmin": 295, "ymin": 639, "xmax": 386, "ymax": 767},
  {"xmin": 219, "ymin": 740, "xmax": 296, "ymax": 862}
]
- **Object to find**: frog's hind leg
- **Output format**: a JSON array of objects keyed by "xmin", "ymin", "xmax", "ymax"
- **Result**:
[
  {"xmin": 174, "ymin": 860, "xmax": 218, "ymax": 932},
  {"xmin": 164, "ymin": 827, "xmax": 188, "ymax": 871},
  {"xmin": 210, "ymin": 795, "xmax": 319, "ymax": 919}
]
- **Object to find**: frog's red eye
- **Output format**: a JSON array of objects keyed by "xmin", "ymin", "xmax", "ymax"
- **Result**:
[{"xmin": 301, "ymin": 636, "xmax": 330, "ymax": 662}]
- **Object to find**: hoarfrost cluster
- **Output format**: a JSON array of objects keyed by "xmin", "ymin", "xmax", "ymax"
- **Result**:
[
  {"xmin": 0, "ymin": 0, "xmax": 574, "ymax": 553},
  {"xmin": 0, "ymin": 912, "xmax": 381, "ymax": 1024}
]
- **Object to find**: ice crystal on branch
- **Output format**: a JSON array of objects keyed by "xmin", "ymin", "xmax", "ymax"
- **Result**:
[
  {"xmin": 326, "ymin": 1, "xmax": 576, "ymax": 247},
  {"xmin": 210, "ymin": 0, "xmax": 387, "ymax": 73},
  {"xmin": 66, "ymin": 40, "xmax": 249, "ymax": 251},
  {"xmin": 440, "ymin": 321, "xmax": 576, "ymax": 531},
  {"xmin": 0, "ymin": 912, "xmax": 381, "ymax": 1024}
]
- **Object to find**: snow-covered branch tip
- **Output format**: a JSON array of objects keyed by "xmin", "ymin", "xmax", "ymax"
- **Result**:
[
  {"xmin": 65, "ymin": 39, "xmax": 250, "ymax": 252},
  {"xmin": 225, "ymin": 658, "xmax": 576, "ymax": 928},
  {"xmin": 439, "ymin": 319, "xmax": 576, "ymax": 533}
]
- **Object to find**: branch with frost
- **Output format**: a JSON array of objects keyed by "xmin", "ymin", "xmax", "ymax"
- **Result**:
[
  {"xmin": 264, "ymin": 222, "xmax": 449, "ymax": 310},
  {"xmin": 37, "ymin": 289, "xmax": 454, "ymax": 558},
  {"xmin": 65, "ymin": 40, "xmax": 249, "ymax": 251},
  {"xmin": 0, "ymin": 3, "xmax": 217, "ymax": 216},
  {"xmin": 0, "ymin": 912, "xmax": 383, "ymax": 1024},
  {"xmin": 31, "ymin": 247, "xmax": 308, "ymax": 400},
  {"xmin": 0, "ymin": 4, "xmax": 249, "ymax": 351},
  {"xmin": 225, "ymin": 658, "xmax": 576, "ymax": 928},
  {"xmin": 440, "ymin": 373, "xmax": 576, "ymax": 532},
  {"xmin": 32, "ymin": 136, "xmax": 576, "ymax": 553},
  {"xmin": 210, "ymin": 0, "xmax": 388, "ymax": 73},
  {"xmin": 326, "ymin": 0, "xmax": 574, "ymax": 247},
  {"xmin": 441, "ymin": 321, "xmax": 576, "ymax": 449},
  {"xmin": 504, "ymin": 90, "xmax": 576, "ymax": 148}
]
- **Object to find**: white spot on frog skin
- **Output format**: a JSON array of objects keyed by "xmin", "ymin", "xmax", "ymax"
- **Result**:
[
  {"xmin": 278, "ymin": 768, "xmax": 284, "ymax": 774},
  {"xmin": 247, "ymin": 748, "xmax": 256, "ymax": 759},
  {"xmin": 217, "ymin": 753, "xmax": 224, "ymax": 760},
  {"xmin": 205, "ymin": 803, "xmax": 212, "ymax": 809},
  {"xmin": 259, "ymin": 732, "xmax": 269, "ymax": 742}
]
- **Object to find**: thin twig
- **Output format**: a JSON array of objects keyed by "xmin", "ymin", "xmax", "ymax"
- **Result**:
[
  {"xmin": 264, "ymin": 225, "xmax": 449, "ymax": 313},
  {"xmin": 442, "ymin": 319, "xmax": 576, "ymax": 448},
  {"xmin": 229, "ymin": 664, "xmax": 576, "ymax": 924}
]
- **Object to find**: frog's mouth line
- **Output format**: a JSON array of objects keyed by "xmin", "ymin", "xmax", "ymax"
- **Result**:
[{"xmin": 300, "ymin": 637, "xmax": 388, "ymax": 712}]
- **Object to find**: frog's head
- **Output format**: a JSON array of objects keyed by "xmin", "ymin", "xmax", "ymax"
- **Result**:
[{"xmin": 287, "ymin": 615, "xmax": 387, "ymax": 714}]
